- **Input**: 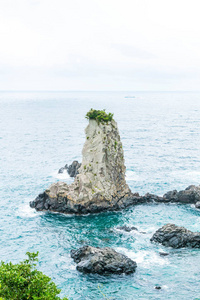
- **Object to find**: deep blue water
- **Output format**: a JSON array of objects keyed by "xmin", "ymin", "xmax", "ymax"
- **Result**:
[{"xmin": 1, "ymin": 91, "xmax": 200, "ymax": 299}]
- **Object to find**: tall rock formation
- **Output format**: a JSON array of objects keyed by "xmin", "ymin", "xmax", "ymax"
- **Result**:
[{"xmin": 30, "ymin": 113, "xmax": 140, "ymax": 214}]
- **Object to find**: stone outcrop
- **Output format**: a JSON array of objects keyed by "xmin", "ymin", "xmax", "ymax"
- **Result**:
[
  {"xmin": 30, "ymin": 118, "xmax": 140, "ymax": 214},
  {"xmin": 58, "ymin": 160, "xmax": 81, "ymax": 177},
  {"xmin": 70, "ymin": 245, "xmax": 137, "ymax": 275},
  {"xmin": 150, "ymin": 224, "xmax": 200, "ymax": 248},
  {"xmin": 162, "ymin": 185, "xmax": 200, "ymax": 204}
]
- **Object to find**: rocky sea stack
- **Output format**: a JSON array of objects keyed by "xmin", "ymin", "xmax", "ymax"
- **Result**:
[{"xmin": 30, "ymin": 109, "xmax": 139, "ymax": 214}]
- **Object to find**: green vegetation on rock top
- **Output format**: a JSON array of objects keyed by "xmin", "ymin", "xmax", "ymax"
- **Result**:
[
  {"xmin": 86, "ymin": 109, "xmax": 114, "ymax": 123},
  {"xmin": 0, "ymin": 252, "xmax": 68, "ymax": 300}
]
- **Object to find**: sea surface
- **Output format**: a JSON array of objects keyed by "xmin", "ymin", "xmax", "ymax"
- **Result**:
[{"xmin": 1, "ymin": 91, "xmax": 200, "ymax": 299}]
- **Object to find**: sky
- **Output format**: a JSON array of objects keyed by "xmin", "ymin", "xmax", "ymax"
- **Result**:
[{"xmin": 0, "ymin": 0, "xmax": 200, "ymax": 91}]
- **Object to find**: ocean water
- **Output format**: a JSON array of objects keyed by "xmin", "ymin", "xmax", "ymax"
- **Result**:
[{"xmin": 1, "ymin": 91, "xmax": 200, "ymax": 299}]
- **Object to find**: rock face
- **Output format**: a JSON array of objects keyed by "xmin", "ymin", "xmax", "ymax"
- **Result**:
[
  {"xmin": 58, "ymin": 160, "xmax": 81, "ymax": 177},
  {"xmin": 162, "ymin": 185, "xmax": 200, "ymax": 204},
  {"xmin": 151, "ymin": 224, "xmax": 200, "ymax": 248},
  {"xmin": 70, "ymin": 245, "xmax": 137, "ymax": 275},
  {"xmin": 30, "ymin": 118, "xmax": 139, "ymax": 214}
]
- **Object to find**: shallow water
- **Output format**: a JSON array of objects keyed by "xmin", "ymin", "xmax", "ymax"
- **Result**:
[{"xmin": 1, "ymin": 91, "xmax": 200, "ymax": 299}]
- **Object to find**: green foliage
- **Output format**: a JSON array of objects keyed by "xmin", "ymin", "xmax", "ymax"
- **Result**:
[
  {"xmin": 85, "ymin": 109, "xmax": 113, "ymax": 123},
  {"xmin": 0, "ymin": 252, "xmax": 68, "ymax": 300}
]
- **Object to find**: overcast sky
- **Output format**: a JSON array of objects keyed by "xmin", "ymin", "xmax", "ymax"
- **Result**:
[{"xmin": 0, "ymin": 0, "xmax": 200, "ymax": 91}]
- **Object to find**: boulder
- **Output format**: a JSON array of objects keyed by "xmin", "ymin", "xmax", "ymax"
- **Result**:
[
  {"xmin": 30, "ymin": 115, "xmax": 142, "ymax": 214},
  {"xmin": 70, "ymin": 245, "xmax": 137, "ymax": 275},
  {"xmin": 163, "ymin": 185, "xmax": 200, "ymax": 204},
  {"xmin": 150, "ymin": 223, "xmax": 200, "ymax": 248}
]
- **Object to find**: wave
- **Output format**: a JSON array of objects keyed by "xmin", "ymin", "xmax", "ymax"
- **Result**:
[
  {"xmin": 116, "ymin": 247, "xmax": 169, "ymax": 266},
  {"xmin": 51, "ymin": 169, "xmax": 71, "ymax": 180},
  {"xmin": 16, "ymin": 203, "xmax": 42, "ymax": 218}
]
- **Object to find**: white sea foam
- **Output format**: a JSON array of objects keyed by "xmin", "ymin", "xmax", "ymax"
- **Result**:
[
  {"xmin": 51, "ymin": 169, "xmax": 71, "ymax": 180},
  {"xmin": 116, "ymin": 247, "xmax": 169, "ymax": 266},
  {"xmin": 16, "ymin": 203, "xmax": 42, "ymax": 218}
]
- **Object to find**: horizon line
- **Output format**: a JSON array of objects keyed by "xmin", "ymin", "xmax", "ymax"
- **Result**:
[{"xmin": 0, "ymin": 90, "xmax": 200, "ymax": 93}]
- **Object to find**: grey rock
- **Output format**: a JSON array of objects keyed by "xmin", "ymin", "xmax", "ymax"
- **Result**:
[
  {"xmin": 151, "ymin": 223, "xmax": 200, "ymax": 248},
  {"xmin": 70, "ymin": 245, "xmax": 137, "ymax": 275},
  {"xmin": 143, "ymin": 193, "xmax": 164, "ymax": 203},
  {"xmin": 195, "ymin": 201, "xmax": 200, "ymax": 209},
  {"xmin": 67, "ymin": 160, "xmax": 81, "ymax": 177},
  {"xmin": 58, "ymin": 167, "xmax": 65, "ymax": 174},
  {"xmin": 159, "ymin": 252, "xmax": 169, "ymax": 256},
  {"xmin": 117, "ymin": 225, "xmax": 138, "ymax": 232},
  {"xmin": 163, "ymin": 185, "xmax": 200, "ymax": 204},
  {"xmin": 58, "ymin": 160, "xmax": 81, "ymax": 177}
]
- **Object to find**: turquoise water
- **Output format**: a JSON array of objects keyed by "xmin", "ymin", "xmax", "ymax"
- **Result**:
[{"xmin": 1, "ymin": 91, "xmax": 200, "ymax": 299}]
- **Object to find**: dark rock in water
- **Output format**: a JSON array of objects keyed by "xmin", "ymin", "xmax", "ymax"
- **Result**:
[
  {"xmin": 117, "ymin": 225, "xmax": 138, "ymax": 232},
  {"xmin": 159, "ymin": 252, "xmax": 169, "ymax": 256},
  {"xmin": 67, "ymin": 160, "xmax": 81, "ymax": 177},
  {"xmin": 154, "ymin": 286, "xmax": 161, "ymax": 290},
  {"xmin": 143, "ymin": 193, "xmax": 164, "ymax": 203},
  {"xmin": 58, "ymin": 161, "xmax": 81, "ymax": 177},
  {"xmin": 70, "ymin": 245, "xmax": 137, "ymax": 275},
  {"xmin": 151, "ymin": 223, "xmax": 200, "ymax": 248},
  {"xmin": 195, "ymin": 201, "xmax": 200, "ymax": 209},
  {"xmin": 58, "ymin": 167, "xmax": 65, "ymax": 174},
  {"xmin": 163, "ymin": 185, "xmax": 200, "ymax": 204}
]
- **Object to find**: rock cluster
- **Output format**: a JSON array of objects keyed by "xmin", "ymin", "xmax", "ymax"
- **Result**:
[
  {"xmin": 30, "ymin": 118, "xmax": 139, "ymax": 214},
  {"xmin": 162, "ymin": 185, "xmax": 200, "ymax": 204},
  {"xmin": 151, "ymin": 223, "xmax": 200, "ymax": 248},
  {"xmin": 70, "ymin": 245, "xmax": 137, "ymax": 275},
  {"xmin": 58, "ymin": 160, "xmax": 81, "ymax": 177}
]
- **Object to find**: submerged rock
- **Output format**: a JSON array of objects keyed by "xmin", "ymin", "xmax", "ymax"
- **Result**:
[
  {"xmin": 159, "ymin": 252, "xmax": 169, "ymax": 256},
  {"xmin": 151, "ymin": 224, "xmax": 200, "ymax": 248},
  {"xmin": 70, "ymin": 245, "xmax": 137, "ymax": 275},
  {"xmin": 30, "ymin": 114, "xmax": 143, "ymax": 214},
  {"xmin": 58, "ymin": 160, "xmax": 81, "ymax": 177},
  {"xmin": 117, "ymin": 225, "xmax": 138, "ymax": 232},
  {"xmin": 163, "ymin": 185, "xmax": 200, "ymax": 204}
]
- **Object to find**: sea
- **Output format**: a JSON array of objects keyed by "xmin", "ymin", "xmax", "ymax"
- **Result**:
[{"xmin": 1, "ymin": 91, "xmax": 200, "ymax": 299}]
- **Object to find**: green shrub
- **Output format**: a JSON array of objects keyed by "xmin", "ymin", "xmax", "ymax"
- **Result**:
[
  {"xmin": 85, "ymin": 109, "xmax": 113, "ymax": 123},
  {"xmin": 0, "ymin": 252, "xmax": 68, "ymax": 300}
]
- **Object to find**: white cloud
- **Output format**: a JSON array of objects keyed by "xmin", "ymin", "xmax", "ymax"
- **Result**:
[{"xmin": 0, "ymin": 0, "xmax": 200, "ymax": 90}]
